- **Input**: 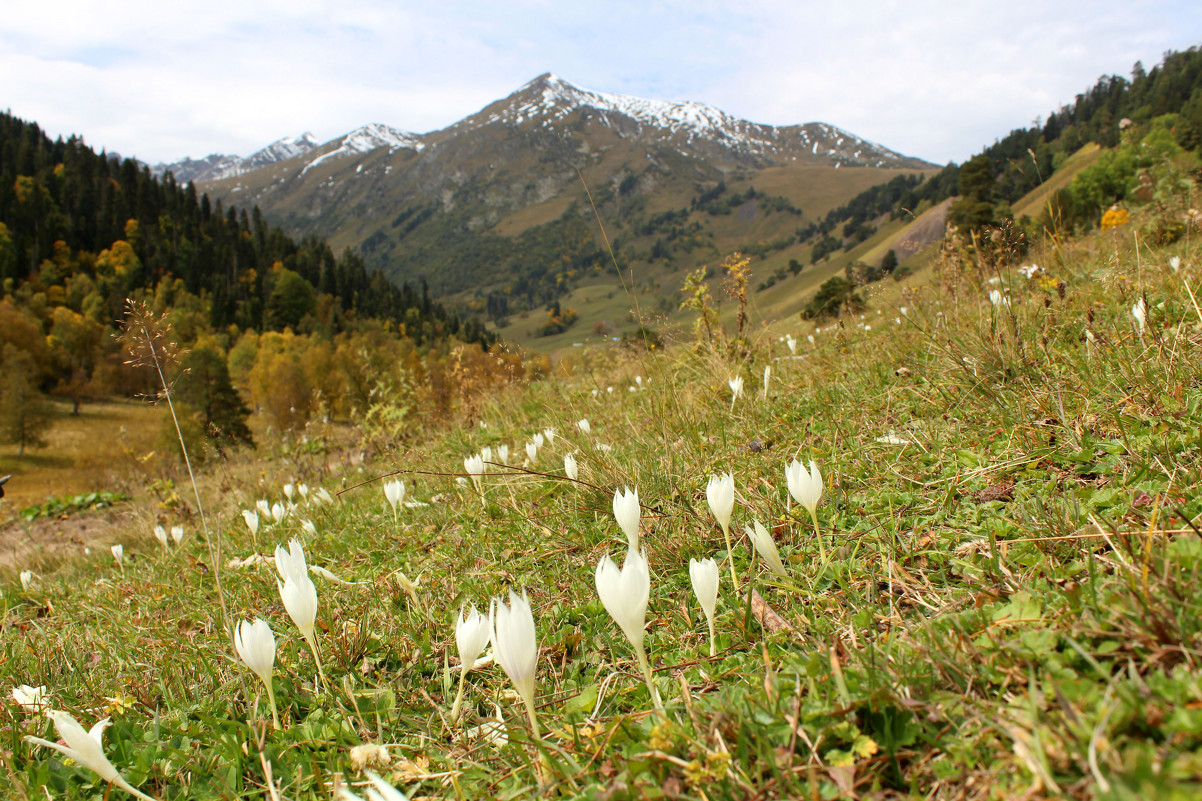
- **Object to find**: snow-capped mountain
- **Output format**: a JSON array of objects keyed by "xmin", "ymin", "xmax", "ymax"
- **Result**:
[
  {"xmin": 300, "ymin": 124, "xmax": 423, "ymax": 174},
  {"xmin": 452, "ymin": 73, "xmax": 927, "ymax": 169},
  {"xmin": 191, "ymin": 73, "xmax": 934, "ymax": 302},
  {"xmin": 154, "ymin": 132, "xmax": 320, "ymax": 183}
]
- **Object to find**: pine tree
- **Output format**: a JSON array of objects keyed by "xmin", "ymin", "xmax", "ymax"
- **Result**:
[{"xmin": 0, "ymin": 343, "xmax": 53, "ymax": 455}]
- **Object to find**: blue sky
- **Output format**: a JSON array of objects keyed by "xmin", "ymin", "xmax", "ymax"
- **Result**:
[{"xmin": 3, "ymin": 0, "xmax": 1199, "ymax": 165}]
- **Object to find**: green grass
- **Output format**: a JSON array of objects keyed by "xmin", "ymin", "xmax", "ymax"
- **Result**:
[{"xmin": 4, "ymin": 209, "xmax": 1202, "ymax": 800}]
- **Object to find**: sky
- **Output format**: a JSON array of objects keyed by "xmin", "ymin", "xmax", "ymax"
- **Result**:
[{"xmin": 3, "ymin": 1, "xmax": 1200, "ymax": 167}]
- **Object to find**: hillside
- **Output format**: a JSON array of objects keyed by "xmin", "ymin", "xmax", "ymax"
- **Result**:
[
  {"xmin": 191, "ymin": 74, "xmax": 936, "ymax": 323},
  {"xmin": 6, "ymin": 191, "xmax": 1202, "ymax": 798}
]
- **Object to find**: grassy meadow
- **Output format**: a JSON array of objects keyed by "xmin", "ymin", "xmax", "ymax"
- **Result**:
[{"xmin": 4, "ymin": 211, "xmax": 1202, "ymax": 800}]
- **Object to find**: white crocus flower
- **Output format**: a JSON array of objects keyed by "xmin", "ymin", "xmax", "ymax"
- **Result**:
[
  {"xmin": 596, "ymin": 549, "xmax": 661, "ymax": 709},
  {"xmin": 283, "ymin": 483, "xmax": 295, "ymax": 502},
  {"xmin": 689, "ymin": 558, "xmax": 719, "ymax": 657},
  {"xmin": 111, "ymin": 544, "xmax": 124, "ymax": 571},
  {"xmin": 153, "ymin": 526, "xmax": 168, "ymax": 549},
  {"xmin": 490, "ymin": 591, "xmax": 540, "ymax": 736},
  {"xmin": 171, "ymin": 526, "xmax": 184, "ymax": 546},
  {"xmin": 1170, "ymin": 255, "xmax": 1181, "ymax": 273},
  {"xmin": 480, "ymin": 447, "xmax": 492, "ymax": 468},
  {"xmin": 12, "ymin": 684, "xmax": 48, "ymax": 712},
  {"xmin": 233, "ymin": 618, "xmax": 279, "ymax": 728},
  {"xmin": 1132, "ymin": 297, "xmax": 1147, "ymax": 334},
  {"xmin": 256, "ymin": 499, "xmax": 270, "ymax": 518},
  {"xmin": 297, "ymin": 483, "xmax": 309, "ymax": 502},
  {"xmin": 577, "ymin": 418, "xmax": 591, "ymax": 434},
  {"xmin": 301, "ymin": 519, "xmax": 317, "ymax": 537},
  {"xmin": 612, "ymin": 487, "xmax": 640, "ymax": 551},
  {"xmin": 315, "ymin": 487, "xmax": 334, "ymax": 505},
  {"xmin": 280, "ymin": 572, "xmax": 327, "ymax": 688},
  {"xmin": 785, "ymin": 459, "xmax": 826, "ymax": 560},
  {"xmin": 242, "ymin": 510, "xmax": 260, "ymax": 536},
  {"xmin": 383, "ymin": 479, "xmax": 405, "ymax": 520},
  {"xmin": 20, "ymin": 570, "xmax": 34, "ymax": 590},
  {"xmin": 728, "ymin": 376, "xmax": 744, "ymax": 409},
  {"xmin": 496, "ymin": 444, "xmax": 509, "ymax": 465},
  {"xmin": 25, "ymin": 710, "xmax": 156, "ymax": 801},
  {"xmin": 747, "ymin": 520, "xmax": 788, "ymax": 577},
  {"xmin": 786, "ymin": 335, "xmax": 797, "ymax": 354},
  {"xmin": 543, "ymin": 427, "xmax": 556, "ymax": 444},
  {"xmin": 525, "ymin": 441, "xmax": 539, "ymax": 464},
  {"xmin": 463, "ymin": 455, "xmax": 485, "ymax": 492},
  {"xmin": 706, "ymin": 473, "xmax": 738, "ymax": 586},
  {"xmin": 271, "ymin": 502, "xmax": 286, "ymax": 524},
  {"xmin": 450, "ymin": 605, "xmax": 491, "ymax": 720},
  {"xmin": 274, "ymin": 538, "xmax": 307, "ymax": 583},
  {"xmin": 564, "ymin": 454, "xmax": 579, "ymax": 481}
]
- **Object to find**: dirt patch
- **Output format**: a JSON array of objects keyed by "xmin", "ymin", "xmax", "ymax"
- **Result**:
[
  {"xmin": 891, "ymin": 198, "xmax": 952, "ymax": 260},
  {"xmin": 0, "ymin": 508, "xmax": 133, "ymax": 570}
]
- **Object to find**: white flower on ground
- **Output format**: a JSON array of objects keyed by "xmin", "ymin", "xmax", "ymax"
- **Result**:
[
  {"xmin": 347, "ymin": 744, "xmax": 391, "ymax": 772},
  {"xmin": 596, "ymin": 548, "xmax": 661, "ymax": 709},
  {"xmin": 747, "ymin": 520, "xmax": 788, "ymax": 577},
  {"xmin": 256, "ymin": 499, "xmax": 270, "ymax": 517},
  {"xmin": 284, "ymin": 483, "xmax": 295, "ymax": 502},
  {"xmin": 12, "ymin": 684, "xmax": 48, "ymax": 712},
  {"xmin": 532, "ymin": 433, "xmax": 545, "ymax": 450},
  {"xmin": 876, "ymin": 434, "xmax": 912, "ymax": 445},
  {"xmin": 564, "ymin": 454, "xmax": 579, "ymax": 481},
  {"xmin": 786, "ymin": 459, "xmax": 826, "ymax": 559},
  {"xmin": 1132, "ymin": 297, "xmax": 1147, "ymax": 334},
  {"xmin": 233, "ymin": 618, "xmax": 279, "ymax": 728},
  {"xmin": 728, "ymin": 376, "xmax": 744, "ymax": 408},
  {"xmin": 280, "ymin": 572, "xmax": 327, "ymax": 687},
  {"xmin": 1170, "ymin": 256, "xmax": 1181, "ymax": 273},
  {"xmin": 786, "ymin": 336, "xmax": 797, "ymax": 354},
  {"xmin": 989, "ymin": 289, "xmax": 1009, "ymax": 308},
  {"xmin": 297, "ymin": 483, "xmax": 309, "ymax": 501},
  {"xmin": 271, "ymin": 502, "xmax": 286, "ymax": 524},
  {"xmin": 635, "ymin": 376, "xmax": 643, "ymax": 388},
  {"xmin": 525, "ymin": 441, "xmax": 539, "ymax": 464},
  {"xmin": 171, "ymin": 526, "xmax": 184, "ymax": 546},
  {"xmin": 153, "ymin": 526, "xmax": 168, "ymax": 549},
  {"xmin": 315, "ymin": 487, "xmax": 334, "ymax": 505},
  {"xmin": 301, "ymin": 519, "xmax": 317, "ymax": 536},
  {"xmin": 19, "ymin": 570, "xmax": 33, "ymax": 590},
  {"xmin": 451, "ymin": 605, "xmax": 491, "ymax": 720},
  {"xmin": 480, "ymin": 447, "xmax": 492, "ymax": 467},
  {"xmin": 25, "ymin": 710, "xmax": 157, "ymax": 801},
  {"xmin": 689, "ymin": 558, "xmax": 719, "ymax": 657},
  {"xmin": 577, "ymin": 418, "xmax": 591, "ymax": 434},
  {"xmin": 785, "ymin": 459, "xmax": 823, "ymax": 515},
  {"xmin": 543, "ymin": 428, "xmax": 556, "ymax": 443},
  {"xmin": 612, "ymin": 487, "xmax": 640, "ymax": 551},
  {"xmin": 463, "ymin": 455, "xmax": 485, "ymax": 491},
  {"xmin": 496, "ymin": 444, "xmax": 509, "ymax": 464},
  {"xmin": 383, "ymin": 479, "xmax": 405, "ymax": 519},
  {"xmin": 111, "ymin": 544, "xmax": 124, "ymax": 570},
  {"xmin": 807, "ymin": 334, "xmax": 815, "ymax": 344},
  {"xmin": 274, "ymin": 538, "xmax": 308, "ymax": 584},
  {"xmin": 242, "ymin": 510, "xmax": 260, "ymax": 536},
  {"xmin": 706, "ymin": 473, "xmax": 738, "ymax": 586},
  {"xmin": 490, "ymin": 591, "xmax": 540, "ymax": 736}
]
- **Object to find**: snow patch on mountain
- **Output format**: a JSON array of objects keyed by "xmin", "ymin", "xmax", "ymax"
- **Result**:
[
  {"xmin": 154, "ymin": 132, "xmax": 319, "ymax": 182},
  {"xmin": 300, "ymin": 124, "xmax": 423, "ymax": 175}
]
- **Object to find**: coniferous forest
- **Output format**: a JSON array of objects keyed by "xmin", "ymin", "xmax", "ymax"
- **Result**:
[{"xmin": 0, "ymin": 113, "xmax": 502, "ymax": 454}]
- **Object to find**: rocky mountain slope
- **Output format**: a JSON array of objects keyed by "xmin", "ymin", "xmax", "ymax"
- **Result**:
[{"xmin": 188, "ymin": 74, "xmax": 935, "ymax": 322}]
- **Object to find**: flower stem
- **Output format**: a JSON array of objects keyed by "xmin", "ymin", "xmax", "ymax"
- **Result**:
[
  {"xmin": 721, "ymin": 523, "xmax": 739, "ymax": 589},
  {"xmin": 450, "ymin": 670, "xmax": 469, "ymax": 722},
  {"xmin": 633, "ymin": 641, "xmax": 663, "ymax": 712},
  {"xmin": 521, "ymin": 693, "xmax": 541, "ymax": 739},
  {"xmin": 706, "ymin": 614, "xmax": 716, "ymax": 658},
  {"xmin": 304, "ymin": 632, "xmax": 331, "ymax": 693},
  {"xmin": 265, "ymin": 680, "xmax": 280, "ymax": 730},
  {"xmin": 809, "ymin": 507, "xmax": 827, "ymax": 563}
]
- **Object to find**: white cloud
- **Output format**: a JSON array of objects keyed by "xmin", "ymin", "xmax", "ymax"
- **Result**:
[{"xmin": 2, "ymin": 0, "xmax": 1197, "ymax": 164}]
